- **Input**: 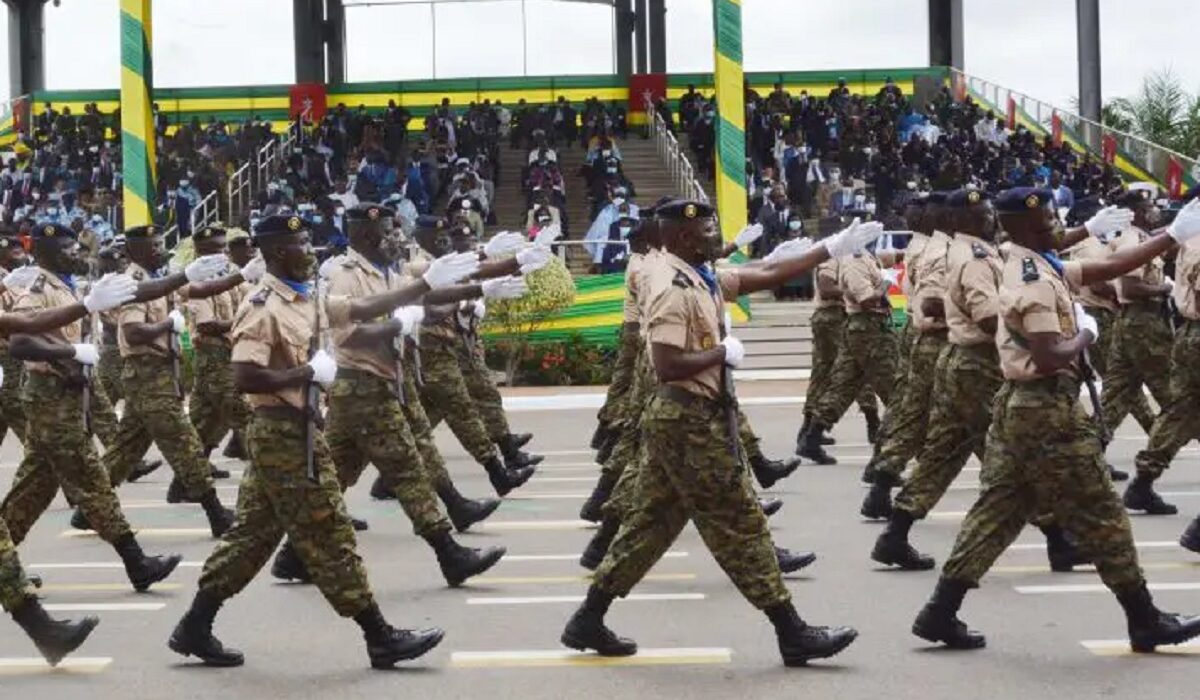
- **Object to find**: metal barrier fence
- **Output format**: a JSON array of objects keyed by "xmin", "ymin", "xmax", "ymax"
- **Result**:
[
  {"xmin": 643, "ymin": 93, "xmax": 709, "ymax": 204},
  {"xmin": 550, "ymin": 238, "xmax": 629, "ymax": 265}
]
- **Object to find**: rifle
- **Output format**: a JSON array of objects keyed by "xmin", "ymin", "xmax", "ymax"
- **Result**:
[
  {"xmin": 1080, "ymin": 348, "xmax": 1111, "ymax": 449},
  {"xmin": 393, "ymin": 332, "xmax": 407, "ymax": 406},
  {"xmin": 165, "ymin": 293, "xmax": 184, "ymax": 400},
  {"xmin": 304, "ymin": 274, "xmax": 322, "ymax": 483},
  {"xmin": 80, "ymin": 287, "xmax": 96, "ymax": 436}
]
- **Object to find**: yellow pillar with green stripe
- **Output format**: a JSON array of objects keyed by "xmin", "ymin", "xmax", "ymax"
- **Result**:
[
  {"xmin": 120, "ymin": 0, "xmax": 155, "ymax": 228},
  {"xmin": 712, "ymin": 0, "xmax": 749, "ymax": 319}
]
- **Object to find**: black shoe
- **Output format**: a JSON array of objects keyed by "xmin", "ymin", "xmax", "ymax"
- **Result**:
[
  {"xmin": 861, "ymin": 462, "xmax": 877, "ymax": 484},
  {"xmin": 70, "ymin": 507, "xmax": 92, "ymax": 531},
  {"xmin": 775, "ymin": 547, "xmax": 817, "ymax": 573},
  {"xmin": 797, "ymin": 421, "xmax": 837, "ymax": 465},
  {"xmin": 1120, "ymin": 584, "xmax": 1200, "ymax": 653},
  {"xmin": 871, "ymin": 531, "xmax": 935, "ymax": 570},
  {"xmin": 759, "ymin": 498, "xmax": 784, "ymax": 518},
  {"xmin": 434, "ymin": 536, "xmax": 507, "ymax": 587},
  {"xmin": 222, "ymin": 431, "xmax": 247, "ymax": 460},
  {"xmin": 504, "ymin": 450, "xmax": 544, "ymax": 470},
  {"xmin": 127, "ymin": 459, "xmax": 163, "ymax": 483},
  {"xmin": 350, "ymin": 516, "xmax": 369, "ymax": 532},
  {"xmin": 561, "ymin": 608, "xmax": 637, "ymax": 656},
  {"xmin": 590, "ymin": 423, "xmax": 611, "ymax": 450},
  {"xmin": 596, "ymin": 433, "xmax": 618, "ymax": 464},
  {"xmin": 508, "ymin": 432, "xmax": 533, "ymax": 450},
  {"xmin": 579, "ymin": 481, "xmax": 613, "ymax": 523},
  {"xmin": 580, "ymin": 520, "xmax": 619, "ymax": 571},
  {"xmin": 199, "ymin": 490, "xmax": 236, "ymax": 538},
  {"xmin": 271, "ymin": 543, "xmax": 313, "ymax": 583},
  {"xmin": 446, "ymin": 495, "xmax": 502, "ymax": 532},
  {"xmin": 115, "ymin": 535, "xmax": 183, "ymax": 592},
  {"xmin": 1123, "ymin": 476, "xmax": 1177, "ymax": 515},
  {"xmin": 864, "ymin": 410, "xmax": 881, "ymax": 445},
  {"xmin": 860, "ymin": 481, "xmax": 894, "ymax": 520},
  {"xmin": 370, "ymin": 476, "xmax": 397, "ymax": 501},
  {"xmin": 11, "ymin": 598, "xmax": 99, "ymax": 667},
  {"xmin": 1108, "ymin": 464, "xmax": 1129, "ymax": 482},
  {"xmin": 1180, "ymin": 517, "xmax": 1200, "ymax": 554},
  {"xmin": 751, "ymin": 455, "xmax": 801, "ymax": 490},
  {"xmin": 912, "ymin": 578, "xmax": 986, "ymax": 649},
  {"xmin": 486, "ymin": 458, "xmax": 535, "ymax": 496},
  {"xmin": 166, "ymin": 479, "xmax": 199, "ymax": 505},
  {"xmin": 365, "ymin": 626, "xmax": 446, "ymax": 669},
  {"xmin": 209, "ymin": 464, "xmax": 231, "ymax": 480},
  {"xmin": 767, "ymin": 603, "xmax": 858, "ymax": 666},
  {"xmin": 168, "ymin": 592, "xmax": 244, "ymax": 667}
]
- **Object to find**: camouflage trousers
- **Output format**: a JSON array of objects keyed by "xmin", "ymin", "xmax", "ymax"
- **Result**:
[
  {"xmin": 1100, "ymin": 305, "xmax": 1172, "ymax": 435},
  {"xmin": 0, "ymin": 351, "xmax": 26, "ymax": 446},
  {"xmin": 810, "ymin": 313, "xmax": 897, "ymax": 427},
  {"xmin": 418, "ymin": 339, "xmax": 499, "ymax": 464},
  {"xmin": 1, "ymin": 373, "xmax": 132, "ymax": 545},
  {"xmin": 400, "ymin": 358, "xmax": 454, "ymax": 491},
  {"xmin": 88, "ymin": 374, "xmax": 121, "ymax": 450},
  {"xmin": 873, "ymin": 330, "xmax": 949, "ymax": 480},
  {"xmin": 325, "ymin": 369, "xmax": 451, "ymax": 537},
  {"xmin": 594, "ymin": 390, "xmax": 790, "ymax": 609},
  {"xmin": 596, "ymin": 323, "xmax": 641, "ymax": 430},
  {"xmin": 942, "ymin": 377, "xmax": 1144, "ymax": 595},
  {"xmin": 0, "ymin": 515, "xmax": 34, "ymax": 613},
  {"xmin": 1134, "ymin": 321, "xmax": 1200, "ymax": 479},
  {"xmin": 103, "ymin": 355, "xmax": 214, "ymax": 499},
  {"xmin": 198, "ymin": 411, "xmax": 375, "ymax": 618},
  {"xmin": 1086, "ymin": 307, "xmax": 1156, "ymax": 433},
  {"xmin": 188, "ymin": 344, "xmax": 251, "ymax": 453},
  {"xmin": 98, "ymin": 344, "xmax": 124, "ymax": 405},
  {"xmin": 894, "ymin": 342, "xmax": 999, "ymax": 518},
  {"xmin": 805, "ymin": 306, "xmax": 876, "ymax": 420},
  {"xmin": 457, "ymin": 336, "xmax": 510, "ymax": 443}
]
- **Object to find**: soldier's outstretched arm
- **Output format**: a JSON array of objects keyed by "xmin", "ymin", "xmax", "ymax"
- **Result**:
[
  {"xmin": 735, "ymin": 221, "xmax": 885, "ymax": 296},
  {"xmin": 185, "ymin": 272, "xmax": 245, "ymax": 300},
  {"xmin": 0, "ymin": 304, "xmax": 89, "ymax": 335},
  {"xmin": 129, "ymin": 270, "xmax": 190, "ymax": 304},
  {"xmin": 1078, "ymin": 232, "xmax": 1176, "ymax": 286},
  {"xmin": 8, "ymin": 334, "xmax": 76, "ymax": 362}
]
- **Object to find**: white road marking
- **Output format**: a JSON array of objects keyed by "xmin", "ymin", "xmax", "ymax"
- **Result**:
[
  {"xmin": 1081, "ymin": 639, "xmax": 1200, "ymax": 656},
  {"xmin": 1007, "ymin": 541, "xmax": 1183, "ymax": 552},
  {"xmin": 450, "ymin": 647, "xmax": 731, "ymax": 668},
  {"xmin": 466, "ymin": 593, "xmax": 704, "ymax": 606},
  {"xmin": 527, "ymin": 477, "xmax": 596, "ymax": 483},
  {"xmin": 0, "ymin": 657, "xmax": 113, "ymax": 674},
  {"xmin": 1016, "ymin": 582, "xmax": 1200, "ymax": 594},
  {"xmin": 42, "ymin": 603, "xmax": 166, "ymax": 612},
  {"xmin": 498, "ymin": 552, "xmax": 688, "ymax": 563},
  {"xmin": 28, "ymin": 561, "xmax": 204, "ymax": 570},
  {"xmin": 476, "ymin": 520, "xmax": 597, "ymax": 531},
  {"xmin": 61, "ymin": 528, "xmax": 213, "ymax": 538},
  {"xmin": 507, "ymin": 493, "xmax": 588, "ymax": 500}
]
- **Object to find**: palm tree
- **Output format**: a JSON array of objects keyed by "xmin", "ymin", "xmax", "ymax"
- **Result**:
[{"xmin": 1104, "ymin": 68, "xmax": 1200, "ymax": 158}]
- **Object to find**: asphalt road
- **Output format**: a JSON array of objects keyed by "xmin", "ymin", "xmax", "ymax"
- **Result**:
[{"xmin": 3, "ymin": 386, "xmax": 1200, "ymax": 699}]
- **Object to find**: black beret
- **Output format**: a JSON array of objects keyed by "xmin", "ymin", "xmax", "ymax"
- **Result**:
[
  {"xmin": 414, "ymin": 215, "xmax": 447, "ymax": 232},
  {"xmin": 995, "ymin": 187, "xmax": 1055, "ymax": 213},
  {"xmin": 252, "ymin": 214, "xmax": 308, "ymax": 240},
  {"xmin": 124, "ymin": 224, "xmax": 161, "ymax": 239},
  {"xmin": 946, "ymin": 189, "xmax": 991, "ymax": 208},
  {"xmin": 31, "ymin": 222, "xmax": 77, "ymax": 241},
  {"xmin": 1112, "ymin": 188, "xmax": 1153, "ymax": 209},
  {"xmin": 194, "ymin": 225, "xmax": 227, "ymax": 241},
  {"xmin": 98, "ymin": 244, "xmax": 125, "ymax": 260},
  {"xmin": 925, "ymin": 191, "xmax": 950, "ymax": 205},
  {"xmin": 655, "ymin": 199, "xmax": 714, "ymax": 221},
  {"xmin": 0, "ymin": 236, "xmax": 23, "ymax": 250},
  {"xmin": 642, "ymin": 195, "xmax": 678, "ymax": 218},
  {"xmin": 345, "ymin": 203, "xmax": 395, "ymax": 222}
]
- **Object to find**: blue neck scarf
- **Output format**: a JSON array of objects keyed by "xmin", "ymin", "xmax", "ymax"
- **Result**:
[
  {"xmin": 280, "ymin": 277, "xmax": 310, "ymax": 298},
  {"xmin": 692, "ymin": 263, "xmax": 718, "ymax": 297},
  {"xmin": 1038, "ymin": 251, "xmax": 1065, "ymax": 279},
  {"xmin": 56, "ymin": 273, "xmax": 75, "ymax": 292}
]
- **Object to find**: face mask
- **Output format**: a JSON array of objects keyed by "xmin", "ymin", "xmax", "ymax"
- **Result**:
[
  {"xmin": 618, "ymin": 226, "xmax": 632, "ymax": 236},
  {"xmin": 179, "ymin": 180, "xmax": 190, "ymax": 187},
  {"xmin": 788, "ymin": 220, "xmax": 802, "ymax": 232},
  {"xmin": 538, "ymin": 216, "xmax": 551, "ymax": 224},
  {"xmin": 612, "ymin": 197, "xmax": 625, "ymax": 207},
  {"xmin": 336, "ymin": 207, "xmax": 345, "ymax": 216},
  {"xmin": 607, "ymin": 167, "xmax": 617, "ymax": 174}
]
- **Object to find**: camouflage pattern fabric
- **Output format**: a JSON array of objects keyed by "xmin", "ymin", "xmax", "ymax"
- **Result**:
[
  {"xmin": 1134, "ymin": 321, "xmax": 1200, "ymax": 478},
  {"xmin": 0, "ymin": 352, "xmax": 26, "ymax": 446},
  {"xmin": 97, "ymin": 344, "xmax": 124, "ymax": 404},
  {"xmin": 596, "ymin": 324, "xmax": 641, "ymax": 429},
  {"xmin": 457, "ymin": 336, "xmax": 510, "ymax": 443},
  {"xmin": 599, "ymin": 347, "xmax": 655, "ymax": 519},
  {"xmin": 89, "ymin": 376, "xmax": 120, "ymax": 450},
  {"xmin": 399, "ymin": 359, "xmax": 453, "ymax": 491},
  {"xmin": 1100, "ymin": 306, "xmax": 1172, "ymax": 435},
  {"xmin": 805, "ymin": 306, "xmax": 877, "ymax": 420},
  {"xmin": 198, "ymin": 413, "xmax": 375, "ymax": 618},
  {"xmin": 417, "ymin": 340, "xmax": 498, "ymax": 464},
  {"xmin": 809, "ymin": 314, "xmax": 897, "ymax": 427},
  {"xmin": 0, "ymin": 515, "xmax": 33, "ymax": 613},
  {"xmin": 188, "ymin": 344, "xmax": 252, "ymax": 453},
  {"xmin": 941, "ymin": 378, "xmax": 1144, "ymax": 595},
  {"xmin": 102, "ymin": 356, "xmax": 214, "ymax": 498},
  {"xmin": 593, "ymin": 392, "xmax": 790, "ymax": 610},
  {"xmin": 1, "ymin": 373, "xmax": 133, "ymax": 545},
  {"xmin": 1084, "ymin": 306, "xmax": 1156, "ymax": 433},
  {"xmin": 325, "ymin": 370, "xmax": 451, "ymax": 537},
  {"xmin": 872, "ymin": 331, "xmax": 949, "ymax": 480}
]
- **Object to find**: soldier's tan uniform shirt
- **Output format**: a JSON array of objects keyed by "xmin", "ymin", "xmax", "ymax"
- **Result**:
[
  {"xmin": 814, "ymin": 258, "xmax": 843, "ymax": 308},
  {"xmin": 996, "ymin": 243, "xmax": 1086, "ymax": 381},
  {"xmin": 230, "ymin": 273, "xmax": 322, "ymax": 412},
  {"xmin": 622, "ymin": 251, "xmax": 646, "ymax": 323},
  {"xmin": 1064, "ymin": 236, "xmax": 1119, "ymax": 312},
  {"xmin": 1111, "ymin": 226, "xmax": 1165, "ymax": 304},
  {"xmin": 10, "ymin": 268, "xmax": 83, "ymax": 377},
  {"xmin": 0, "ymin": 266, "xmax": 19, "ymax": 350},
  {"xmin": 184, "ymin": 266, "xmax": 239, "ymax": 348},
  {"xmin": 117, "ymin": 261, "xmax": 171, "ymax": 358},
  {"xmin": 643, "ymin": 252, "xmax": 738, "ymax": 401},
  {"xmin": 636, "ymin": 248, "xmax": 663, "ymax": 341},
  {"xmin": 840, "ymin": 251, "xmax": 896, "ymax": 315},
  {"xmin": 902, "ymin": 232, "xmax": 930, "ymax": 314},
  {"xmin": 912, "ymin": 230, "xmax": 950, "ymax": 331},
  {"xmin": 1175, "ymin": 239, "xmax": 1200, "ymax": 321},
  {"xmin": 945, "ymin": 234, "xmax": 1003, "ymax": 347},
  {"xmin": 325, "ymin": 247, "xmax": 405, "ymax": 381}
]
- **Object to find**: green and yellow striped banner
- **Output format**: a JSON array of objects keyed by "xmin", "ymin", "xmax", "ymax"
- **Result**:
[
  {"xmin": 119, "ymin": 0, "xmax": 154, "ymax": 227},
  {"xmin": 484, "ymin": 273, "xmax": 625, "ymax": 346},
  {"xmin": 712, "ymin": 0, "xmax": 747, "ymax": 245}
]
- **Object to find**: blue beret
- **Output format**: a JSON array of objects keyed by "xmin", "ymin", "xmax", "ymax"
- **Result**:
[
  {"xmin": 31, "ymin": 222, "xmax": 77, "ymax": 241},
  {"xmin": 995, "ymin": 187, "xmax": 1055, "ymax": 213},
  {"xmin": 655, "ymin": 199, "xmax": 714, "ymax": 221},
  {"xmin": 415, "ymin": 215, "xmax": 447, "ymax": 232},
  {"xmin": 252, "ymin": 214, "xmax": 308, "ymax": 240},
  {"xmin": 946, "ymin": 189, "xmax": 991, "ymax": 208}
]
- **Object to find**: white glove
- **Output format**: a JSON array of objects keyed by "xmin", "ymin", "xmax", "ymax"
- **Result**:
[
  {"xmin": 2, "ymin": 266, "xmax": 40, "ymax": 289},
  {"xmin": 733, "ymin": 223, "xmax": 764, "ymax": 248},
  {"xmin": 168, "ymin": 309, "xmax": 186, "ymax": 335},
  {"xmin": 1084, "ymin": 205, "xmax": 1135, "ymax": 240},
  {"xmin": 534, "ymin": 223, "xmax": 563, "ymax": 247},
  {"xmin": 424, "ymin": 251, "xmax": 480, "ymax": 289},
  {"xmin": 765, "ymin": 238, "xmax": 814, "ymax": 264},
  {"xmin": 515, "ymin": 244, "xmax": 553, "ymax": 274},
  {"xmin": 481, "ymin": 275, "xmax": 528, "ymax": 300},
  {"xmin": 1164, "ymin": 277, "xmax": 1176, "ymax": 293},
  {"xmin": 0, "ymin": 362, "xmax": 5, "ymax": 389},
  {"xmin": 823, "ymin": 219, "xmax": 886, "ymax": 258},
  {"xmin": 240, "ymin": 255, "xmax": 266, "ymax": 284},
  {"xmin": 184, "ymin": 254, "xmax": 229, "ymax": 283},
  {"xmin": 307, "ymin": 349, "xmax": 337, "ymax": 386},
  {"xmin": 721, "ymin": 335, "xmax": 745, "ymax": 368},
  {"xmin": 1073, "ymin": 302, "xmax": 1098, "ymax": 345},
  {"xmin": 1167, "ymin": 199, "xmax": 1200, "ymax": 244},
  {"xmin": 318, "ymin": 254, "xmax": 344, "ymax": 280},
  {"xmin": 483, "ymin": 231, "xmax": 526, "ymax": 259},
  {"xmin": 82, "ymin": 273, "xmax": 137, "ymax": 313},
  {"xmin": 473, "ymin": 299, "xmax": 486, "ymax": 320},
  {"xmin": 72, "ymin": 343, "xmax": 99, "ymax": 366},
  {"xmin": 392, "ymin": 305, "xmax": 425, "ymax": 337}
]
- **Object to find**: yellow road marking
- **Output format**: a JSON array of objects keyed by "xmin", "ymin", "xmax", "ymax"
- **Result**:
[
  {"xmin": 471, "ymin": 573, "xmax": 695, "ymax": 586},
  {"xmin": 450, "ymin": 647, "xmax": 731, "ymax": 668}
]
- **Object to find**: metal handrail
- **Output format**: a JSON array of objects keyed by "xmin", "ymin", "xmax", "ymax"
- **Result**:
[
  {"xmin": 190, "ymin": 188, "xmax": 220, "ymax": 236},
  {"xmin": 227, "ymin": 161, "xmax": 252, "ymax": 223},
  {"xmin": 643, "ymin": 92, "xmax": 709, "ymax": 204},
  {"xmin": 949, "ymin": 68, "xmax": 1200, "ymax": 192},
  {"xmin": 551, "ymin": 238, "xmax": 629, "ymax": 264}
]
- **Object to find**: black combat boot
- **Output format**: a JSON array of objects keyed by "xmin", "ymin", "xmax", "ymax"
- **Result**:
[
  {"xmin": 759, "ymin": 497, "xmax": 784, "ymax": 518},
  {"xmin": 795, "ymin": 414, "xmax": 812, "ymax": 452},
  {"xmin": 872, "ymin": 510, "xmax": 935, "ymax": 570},
  {"xmin": 165, "ymin": 478, "xmax": 198, "ymax": 504},
  {"xmin": 796, "ymin": 420, "xmax": 837, "ymax": 465},
  {"xmin": 271, "ymin": 541, "xmax": 312, "ymax": 583},
  {"xmin": 1118, "ymin": 583, "xmax": 1200, "ymax": 652},
  {"xmin": 590, "ymin": 423, "xmax": 612, "ymax": 451},
  {"xmin": 350, "ymin": 516, "xmax": 369, "ymax": 532},
  {"xmin": 580, "ymin": 518, "xmax": 620, "ymax": 570},
  {"xmin": 507, "ymin": 432, "xmax": 533, "ymax": 450},
  {"xmin": 353, "ymin": 603, "xmax": 445, "ymax": 669},
  {"xmin": 499, "ymin": 435, "xmax": 544, "ymax": 469},
  {"xmin": 114, "ymin": 534, "xmax": 183, "ymax": 592},
  {"xmin": 127, "ymin": 459, "xmax": 163, "ymax": 483},
  {"xmin": 775, "ymin": 547, "xmax": 817, "ymax": 573},
  {"xmin": 168, "ymin": 590, "xmax": 245, "ymax": 667},
  {"xmin": 201, "ymin": 448, "xmax": 230, "ymax": 480},
  {"xmin": 70, "ymin": 507, "xmax": 92, "ymax": 531},
  {"xmin": 860, "ymin": 472, "xmax": 897, "ymax": 520},
  {"xmin": 912, "ymin": 577, "xmax": 986, "ymax": 649},
  {"xmin": 199, "ymin": 489, "xmax": 236, "ymax": 538},
  {"xmin": 222, "ymin": 430, "xmax": 247, "ymax": 460},
  {"xmin": 560, "ymin": 586, "xmax": 637, "ymax": 656},
  {"xmin": 484, "ymin": 457, "xmax": 535, "ymax": 496},
  {"xmin": 579, "ymin": 473, "xmax": 617, "ymax": 523},
  {"xmin": 595, "ymin": 432, "xmax": 619, "ymax": 464},
  {"xmin": 751, "ymin": 454, "xmax": 801, "ymax": 490},
  {"xmin": 1180, "ymin": 516, "xmax": 1200, "ymax": 554},
  {"xmin": 370, "ymin": 476, "xmax": 397, "ymax": 501},
  {"xmin": 1108, "ymin": 463, "xmax": 1129, "ymax": 482},
  {"xmin": 437, "ymin": 482, "xmax": 501, "ymax": 532},
  {"xmin": 864, "ymin": 408, "xmax": 881, "ymax": 445},
  {"xmin": 1041, "ymin": 524, "xmax": 1089, "ymax": 573},
  {"xmin": 425, "ymin": 530, "xmax": 506, "ymax": 587},
  {"xmin": 765, "ymin": 601, "xmax": 858, "ymax": 666},
  {"xmin": 1123, "ymin": 474, "xmax": 1177, "ymax": 515},
  {"xmin": 11, "ymin": 597, "xmax": 99, "ymax": 667}
]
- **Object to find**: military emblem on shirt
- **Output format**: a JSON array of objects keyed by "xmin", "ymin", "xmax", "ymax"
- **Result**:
[{"xmin": 700, "ymin": 334, "xmax": 715, "ymax": 350}]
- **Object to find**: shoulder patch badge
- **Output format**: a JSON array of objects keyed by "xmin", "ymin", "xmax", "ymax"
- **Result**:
[
  {"xmin": 671, "ymin": 270, "xmax": 693, "ymax": 289},
  {"xmin": 971, "ymin": 242, "xmax": 988, "ymax": 259},
  {"xmin": 249, "ymin": 288, "xmax": 270, "ymax": 306},
  {"xmin": 1021, "ymin": 257, "xmax": 1039, "ymax": 283}
]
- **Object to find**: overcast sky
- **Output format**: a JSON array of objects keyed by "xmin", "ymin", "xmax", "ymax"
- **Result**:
[{"xmin": 1, "ymin": 0, "xmax": 1197, "ymax": 112}]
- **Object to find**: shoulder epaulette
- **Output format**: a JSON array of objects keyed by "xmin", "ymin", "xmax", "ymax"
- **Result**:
[
  {"xmin": 129, "ymin": 267, "xmax": 146, "ymax": 282},
  {"xmin": 248, "ymin": 288, "xmax": 270, "ymax": 306},
  {"xmin": 1021, "ymin": 257, "xmax": 1039, "ymax": 283},
  {"xmin": 671, "ymin": 271, "xmax": 693, "ymax": 289},
  {"xmin": 28, "ymin": 274, "xmax": 45, "ymax": 293},
  {"xmin": 971, "ymin": 242, "xmax": 988, "ymax": 259}
]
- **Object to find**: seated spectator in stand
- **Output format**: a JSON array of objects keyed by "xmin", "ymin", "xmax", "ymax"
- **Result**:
[
  {"xmin": 527, "ymin": 200, "xmax": 561, "ymax": 240},
  {"xmin": 584, "ymin": 189, "xmax": 638, "ymax": 266},
  {"xmin": 755, "ymin": 187, "xmax": 793, "ymax": 259},
  {"xmin": 447, "ymin": 195, "xmax": 485, "ymax": 238},
  {"xmin": 599, "ymin": 213, "xmax": 638, "ymax": 274}
]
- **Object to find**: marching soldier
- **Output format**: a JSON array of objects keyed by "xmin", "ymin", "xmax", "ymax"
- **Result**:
[
  {"xmin": 217, "ymin": 228, "xmax": 257, "ymax": 458},
  {"xmin": 912, "ymin": 191, "xmax": 1200, "ymax": 653},
  {"xmin": 168, "ymin": 215, "xmax": 448, "ymax": 669},
  {"xmin": 561, "ymin": 200, "xmax": 880, "ymax": 666},
  {"xmin": 0, "ymin": 234, "xmax": 30, "ymax": 446}
]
